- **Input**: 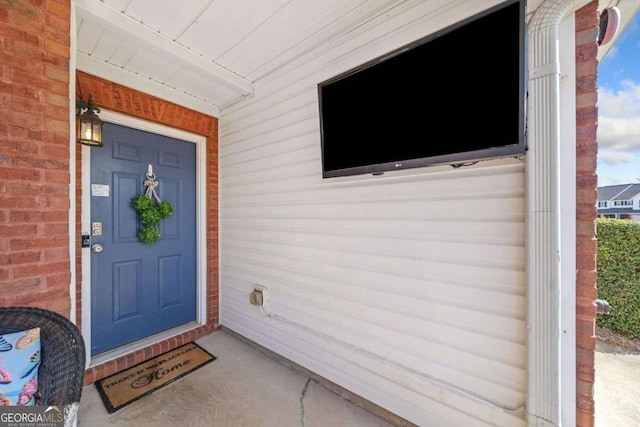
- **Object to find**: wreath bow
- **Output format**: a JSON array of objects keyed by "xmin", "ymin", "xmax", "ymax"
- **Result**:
[{"xmin": 132, "ymin": 166, "xmax": 173, "ymax": 244}]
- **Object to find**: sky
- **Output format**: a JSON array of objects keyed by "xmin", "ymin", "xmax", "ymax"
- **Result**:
[{"xmin": 596, "ymin": 9, "xmax": 640, "ymax": 187}]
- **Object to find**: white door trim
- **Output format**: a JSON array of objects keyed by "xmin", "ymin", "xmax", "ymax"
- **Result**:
[{"xmin": 81, "ymin": 109, "xmax": 207, "ymax": 366}]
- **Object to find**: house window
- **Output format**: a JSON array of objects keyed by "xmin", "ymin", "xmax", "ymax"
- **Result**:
[
  {"xmin": 598, "ymin": 201, "xmax": 608, "ymax": 208},
  {"xmin": 613, "ymin": 200, "xmax": 632, "ymax": 206}
]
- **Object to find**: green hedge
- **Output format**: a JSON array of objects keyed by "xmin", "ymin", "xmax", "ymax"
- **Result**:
[{"xmin": 596, "ymin": 218, "xmax": 640, "ymax": 338}]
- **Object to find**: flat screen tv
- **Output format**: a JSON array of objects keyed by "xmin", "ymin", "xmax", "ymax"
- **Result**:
[{"xmin": 318, "ymin": 0, "xmax": 526, "ymax": 178}]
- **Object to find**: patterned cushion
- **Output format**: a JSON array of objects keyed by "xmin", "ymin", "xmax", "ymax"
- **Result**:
[{"xmin": 0, "ymin": 328, "xmax": 41, "ymax": 406}]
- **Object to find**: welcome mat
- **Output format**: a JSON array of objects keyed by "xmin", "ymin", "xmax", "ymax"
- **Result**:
[{"xmin": 95, "ymin": 342, "xmax": 216, "ymax": 413}]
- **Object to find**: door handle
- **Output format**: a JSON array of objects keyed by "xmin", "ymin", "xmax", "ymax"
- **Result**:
[{"xmin": 91, "ymin": 244, "xmax": 104, "ymax": 254}]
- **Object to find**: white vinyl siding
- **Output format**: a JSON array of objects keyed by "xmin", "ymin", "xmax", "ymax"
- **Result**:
[{"xmin": 220, "ymin": 1, "xmax": 526, "ymax": 425}]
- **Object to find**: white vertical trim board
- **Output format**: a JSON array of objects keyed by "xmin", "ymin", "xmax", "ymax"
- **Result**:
[
  {"xmin": 69, "ymin": 1, "xmax": 78, "ymax": 325},
  {"xmin": 559, "ymin": 13, "xmax": 578, "ymax": 427},
  {"xmin": 526, "ymin": 1, "xmax": 589, "ymax": 425},
  {"xmin": 220, "ymin": 1, "xmax": 529, "ymax": 426}
]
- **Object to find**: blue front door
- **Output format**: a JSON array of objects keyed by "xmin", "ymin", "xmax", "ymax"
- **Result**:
[{"xmin": 90, "ymin": 123, "xmax": 197, "ymax": 355}]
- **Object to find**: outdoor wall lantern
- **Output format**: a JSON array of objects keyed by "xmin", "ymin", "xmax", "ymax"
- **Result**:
[{"xmin": 76, "ymin": 94, "xmax": 103, "ymax": 147}]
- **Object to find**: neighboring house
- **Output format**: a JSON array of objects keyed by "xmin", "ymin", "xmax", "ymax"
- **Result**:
[
  {"xmin": 597, "ymin": 183, "xmax": 640, "ymax": 220},
  {"xmin": 2, "ymin": 1, "xmax": 639, "ymax": 426}
]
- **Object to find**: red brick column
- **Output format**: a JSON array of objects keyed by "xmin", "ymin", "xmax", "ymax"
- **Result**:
[
  {"xmin": 0, "ymin": 1, "xmax": 72, "ymax": 316},
  {"xmin": 575, "ymin": 3, "xmax": 599, "ymax": 426},
  {"xmin": 75, "ymin": 72, "xmax": 220, "ymax": 385}
]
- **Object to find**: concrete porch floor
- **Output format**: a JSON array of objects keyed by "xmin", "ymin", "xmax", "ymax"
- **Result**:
[{"xmin": 78, "ymin": 329, "xmax": 399, "ymax": 427}]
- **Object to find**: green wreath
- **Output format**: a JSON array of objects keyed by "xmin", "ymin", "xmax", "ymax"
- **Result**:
[{"xmin": 131, "ymin": 195, "xmax": 174, "ymax": 244}]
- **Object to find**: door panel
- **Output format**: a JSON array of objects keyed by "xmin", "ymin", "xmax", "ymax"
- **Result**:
[
  {"xmin": 91, "ymin": 123, "xmax": 197, "ymax": 355},
  {"xmin": 113, "ymin": 260, "xmax": 142, "ymax": 320},
  {"xmin": 113, "ymin": 173, "xmax": 140, "ymax": 242},
  {"xmin": 159, "ymin": 255, "xmax": 182, "ymax": 307}
]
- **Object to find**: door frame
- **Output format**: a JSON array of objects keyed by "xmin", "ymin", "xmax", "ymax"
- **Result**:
[{"xmin": 81, "ymin": 109, "xmax": 208, "ymax": 366}]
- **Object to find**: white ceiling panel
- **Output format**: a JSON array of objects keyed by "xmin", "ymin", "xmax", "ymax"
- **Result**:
[
  {"xmin": 121, "ymin": 0, "xmax": 164, "ymax": 23},
  {"xmin": 101, "ymin": 0, "xmax": 129, "ymax": 12},
  {"xmin": 139, "ymin": 56, "xmax": 183, "ymax": 83},
  {"xmin": 108, "ymin": 41, "xmax": 139, "ymax": 67},
  {"xmin": 162, "ymin": 68, "xmax": 246, "ymax": 108},
  {"xmin": 167, "ymin": 0, "xmax": 239, "ymax": 44},
  {"xmin": 122, "ymin": 47, "xmax": 156, "ymax": 74},
  {"xmin": 215, "ymin": 0, "xmax": 347, "ymax": 75},
  {"xmin": 164, "ymin": 68, "xmax": 214, "ymax": 94},
  {"xmin": 199, "ymin": 83, "xmax": 250, "ymax": 108},
  {"xmin": 176, "ymin": 0, "xmax": 292, "ymax": 61},
  {"xmin": 76, "ymin": 17, "xmax": 102, "ymax": 54},
  {"xmin": 241, "ymin": 0, "xmax": 409, "ymax": 80},
  {"xmin": 90, "ymin": 30, "xmax": 123, "ymax": 61},
  {"xmin": 219, "ymin": 0, "xmax": 376, "ymax": 79},
  {"xmin": 146, "ymin": 0, "xmax": 213, "ymax": 40}
]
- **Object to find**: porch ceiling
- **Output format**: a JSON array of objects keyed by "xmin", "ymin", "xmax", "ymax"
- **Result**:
[
  {"xmin": 75, "ymin": 0, "xmax": 638, "ymax": 118},
  {"xmin": 75, "ymin": 0, "xmax": 419, "ymax": 116}
]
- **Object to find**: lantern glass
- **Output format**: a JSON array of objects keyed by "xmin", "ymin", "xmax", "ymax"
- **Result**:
[
  {"xmin": 80, "ymin": 121, "xmax": 92, "ymax": 140},
  {"xmin": 93, "ymin": 122, "xmax": 102, "ymax": 141}
]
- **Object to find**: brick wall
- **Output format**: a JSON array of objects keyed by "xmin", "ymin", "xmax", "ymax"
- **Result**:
[
  {"xmin": 575, "ymin": 2, "xmax": 599, "ymax": 426},
  {"xmin": 76, "ymin": 72, "xmax": 220, "ymax": 385},
  {"xmin": 0, "ymin": 1, "xmax": 72, "ymax": 316}
]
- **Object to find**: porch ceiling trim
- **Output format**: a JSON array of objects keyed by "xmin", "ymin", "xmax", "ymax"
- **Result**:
[
  {"xmin": 75, "ymin": 0, "xmax": 254, "ymax": 97},
  {"xmin": 76, "ymin": 52, "xmax": 222, "ymax": 118}
]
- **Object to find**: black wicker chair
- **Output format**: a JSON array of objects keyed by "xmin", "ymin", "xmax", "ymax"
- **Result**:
[{"xmin": 0, "ymin": 307, "xmax": 85, "ymax": 410}]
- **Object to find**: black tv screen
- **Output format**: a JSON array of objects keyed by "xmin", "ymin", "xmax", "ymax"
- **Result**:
[{"xmin": 318, "ymin": 0, "xmax": 526, "ymax": 178}]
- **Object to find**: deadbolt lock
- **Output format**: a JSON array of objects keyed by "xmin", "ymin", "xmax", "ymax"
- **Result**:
[{"xmin": 91, "ymin": 222, "xmax": 103, "ymax": 236}]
